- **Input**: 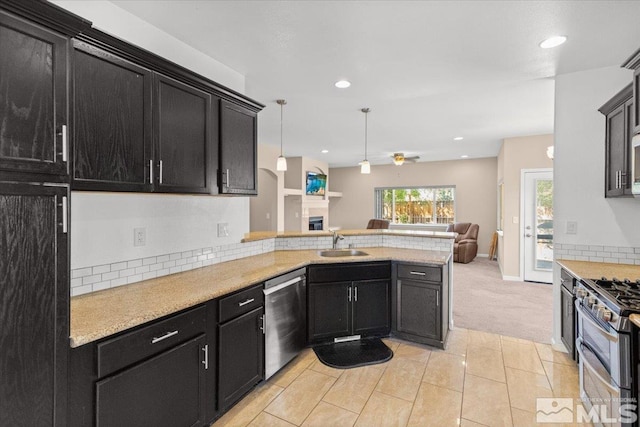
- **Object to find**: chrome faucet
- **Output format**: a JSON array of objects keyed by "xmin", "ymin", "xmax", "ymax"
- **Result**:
[{"xmin": 332, "ymin": 230, "xmax": 345, "ymax": 249}]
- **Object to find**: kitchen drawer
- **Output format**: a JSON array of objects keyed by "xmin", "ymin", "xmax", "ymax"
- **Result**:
[
  {"xmin": 97, "ymin": 305, "xmax": 206, "ymax": 378},
  {"xmin": 308, "ymin": 262, "xmax": 390, "ymax": 283},
  {"xmin": 219, "ymin": 284, "xmax": 264, "ymax": 323},
  {"xmin": 560, "ymin": 268, "xmax": 575, "ymax": 291},
  {"xmin": 397, "ymin": 264, "xmax": 442, "ymax": 283}
]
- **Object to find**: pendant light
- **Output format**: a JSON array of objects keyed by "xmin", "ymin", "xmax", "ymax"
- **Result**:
[
  {"xmin": 276, "ymin": 99, "xmax": 287, "ymax": 171},
  {"xmin": 359, "ymin": 108, "xmax": 371, "ymax": 174}
]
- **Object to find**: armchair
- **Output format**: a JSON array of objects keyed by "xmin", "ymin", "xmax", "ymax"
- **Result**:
[
  {"xmin": 366, "ymin": 219, "xmax": 390, "ymax": 229},
  {"xmin": 446, "ymin": 222, "xmax": 479, "ymax": 263}
]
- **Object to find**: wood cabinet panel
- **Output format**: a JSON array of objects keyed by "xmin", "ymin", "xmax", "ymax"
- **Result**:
[
  {"xmin": 219, "ymin": 100, "xmax": 257, "ymax": 195},
  {"xmin": 396, "ymin": 279, "xmax": 441, "ymax": 340},
  {"xmin": 218, "ymin": 306, "xmax": 264, "ymax": 411},
  {"xmin": 308, "ymin": 281, "xmax": 352, "ymax": 342},
  {"xmin": 0, "ymin": 183, "xmax": 68, "ymax": 426},
  {"xmin": 72, "ymin": 42, "xmax": 152, "ymax": 190},
  {"xmin": 0, "ymin": 10, "xmax": 68, "ymax": 177},
  {"xmin": 560, "ymin": 285, "xmax": 575, "ymax": 359},
  {"xmin": 155, "ymin": 74, "xmax": 211, "ymax": 193},
  {"xmin": 96, "ymin": 335, "xmax": 206, "ymax": 427},
  {"xmin": 353, "ymin": 279, "xmax": 390, "ymax": 336}
]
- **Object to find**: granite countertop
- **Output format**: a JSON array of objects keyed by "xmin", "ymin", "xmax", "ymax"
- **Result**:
[
  {"xmin": 557, "ymin": 259, "xmax": 640, "ymax": 281},
  {"xmin": 242, "ymin": 229, "xmax": 456, "ymax": 242},
  {"xmin": 71, "ymin": 247, "xmax": 451, "ymax": 348},
  {"xmin": 630, "ymin": 314, "xmax": 640, "ymax": 329}
]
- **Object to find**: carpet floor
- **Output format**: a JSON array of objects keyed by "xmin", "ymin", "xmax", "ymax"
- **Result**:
[{"xmin": 452, "ymin": 257, "xmax": 553, "ymax": 344}]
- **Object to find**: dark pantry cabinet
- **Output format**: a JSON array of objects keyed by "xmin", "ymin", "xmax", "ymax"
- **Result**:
[
  {"xmin": 0, "ymin": 183, "xmax": 69, "ymax": 426},
  {"xmin": 0, "ymin": 9, "xmax": 69, "ymax": 179},
  {"xmin": 599, "ymin": 84, "xmax": 634, "ymax": 197},
  {"xmin": 392, "ymin": 262, "xmax": 449, "ymax": 348},
  {"xmin": 307, "ymin": 262, "xmax": 391, "ymax": 343}
]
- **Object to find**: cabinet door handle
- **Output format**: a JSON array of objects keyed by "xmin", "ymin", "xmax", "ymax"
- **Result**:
[
  {"xmin": 151, "ymin": 330, "xmax": 178, "ymax": 344},
  {"xmin": 60, "ymin": 124, "xmax": 68, "ymax": 162},
  {"xmin": 238, "ymin": 298, "xmax": 255, "ymax": 307},
  {"xmin": 348, "ymin": 286, "xmax": 352, "ymax": 302},
  {"xmin": 225, "ymin": 169, "xmax": 230, "ymax": 187},
  {"xmin": 159, "ymin": 160, "xmax": 164, "ymax": 184},
  {"xmin": 149, "ymin": 159, "xmax": 154, "ymax": 183},
  {"xmin": 202, "ymin": 344, "xmax": 209, "ymax": 370},
  {"xmin": 410, "ymin": 271, "xmax": 426, "ymax": 276},
  {"xmin": 621, "ymin": 171, "xmax": 627, "ymax": 187},
  {"xmin": 354, "ymin": 286, "xmax": 358, "ymax": 302},
  {"xmin": 61, "ymin": 196, "xmax": 68, "ymax": 234},
  {"xmin": 260, "ymin": 315, "xmax": 266, "ymax": 335},
  {"xmin": 436, "ymin": 290, "xmax": 439, "ymax": 307}
]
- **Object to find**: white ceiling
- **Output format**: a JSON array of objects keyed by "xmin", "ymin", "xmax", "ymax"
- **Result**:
[{"xmin": 112, "ymin": 0, "xmax": 640, "ymax": 168}]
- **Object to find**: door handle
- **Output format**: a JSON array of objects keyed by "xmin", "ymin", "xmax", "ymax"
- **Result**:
[
  {"xmin": 159, "ymin": 160, "xmax": 164, "ymax": 184},
  {"xmin": 58, "ymin": 124, "xmax": 68, "ymax": 162},
  {"xmin": 238, "ymin": 298, "xmax": 255, "ymax": 307},
  {"xmin": 202, "ymin": 344, "xmax": 209, "ymax": 370},
  {"xmin": 149, "ymin": 159, "xmax": 154, "ymax": 183},
  {"xmin": 60, "ymin": 196, "xmax": 68, "ymax": 234},
  {"xmin": 354, "ymin": 286, "xmax": 358, "ymax": 302},
  {"xmin": 348, "ymin": 286, "xmax": 352, "ymax": 302},
  {"xmin": 151, "ymin": 330, "xmax": 178, "ymax": 344}
]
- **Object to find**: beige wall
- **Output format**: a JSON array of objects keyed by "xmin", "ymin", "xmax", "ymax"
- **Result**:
[
  {"xmin": 498, "ymin": 134, "xmax": 553, "ymax": 278},
  {"xmin": 251, "ymin": 143, "xmax": 285, "ymax": 232},
  {"xmin": 329, "ymin": 157, "xmax": 497, "ymax": 254}
]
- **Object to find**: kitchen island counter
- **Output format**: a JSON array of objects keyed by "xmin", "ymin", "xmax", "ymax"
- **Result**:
[
  {"xmin": 242, "ymin": 228, "xmax": 455, "ymax": 242},
  {"xmin": 71, "ymin": 247, "xmax": 451, "ymax": 347}
]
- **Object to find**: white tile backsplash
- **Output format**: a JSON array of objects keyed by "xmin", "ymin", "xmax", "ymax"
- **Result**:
[
  {"xmin": 71, "ymin": 235, "xmax": 452, "ymax": 296},
  {"xmin": 556, "ymin": 243, "xmax": 640, "ymax": 265}
]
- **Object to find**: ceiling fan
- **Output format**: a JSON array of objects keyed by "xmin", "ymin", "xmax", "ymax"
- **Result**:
[{"xmin": 392, "ymin": 152, "xmax": 420, "ymax": 166}]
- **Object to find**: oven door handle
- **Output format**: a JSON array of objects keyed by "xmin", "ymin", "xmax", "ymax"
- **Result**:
[
  {"xmin": 575, "ymin": 300, "xmax": 618, "ymax": 343},
  {"xmin": 576, "ymin": 338, "xmax": 620, "ymax": 397}
]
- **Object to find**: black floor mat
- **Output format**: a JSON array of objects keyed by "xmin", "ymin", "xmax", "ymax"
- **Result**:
[{"xmin": 313, "ymin": 338, "xmax": 393, "ymax": 369}]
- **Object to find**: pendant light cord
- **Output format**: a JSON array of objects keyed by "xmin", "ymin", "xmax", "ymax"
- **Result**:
[
  {"xmin": 280, "ymin": 102, "xmax": 284, "ymax": 156},
  {"xmin": 364, "ymin": 110, "xmax": 368, "ymax": 161}
]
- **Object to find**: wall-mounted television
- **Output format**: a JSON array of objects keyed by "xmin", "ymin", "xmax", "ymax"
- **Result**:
[{"xmin": 305, "ymin": 172, "xmax": 327, "ymax": 196}]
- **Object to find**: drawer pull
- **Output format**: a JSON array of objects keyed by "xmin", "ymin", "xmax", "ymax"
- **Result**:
[
  {"xmin": 151, "ymin": 330, "xmax": 178, "ymax": 344},
  {"xmin": 410, "ymin": 271, "xmax": 426, "ymax": 276},
  {"xmin": 202, "ymin": 344, "xmax": 209, "ymax": 370},
  {"xmin": 238, "ymin": 298, "xmax": 255, "ymax": 307}
]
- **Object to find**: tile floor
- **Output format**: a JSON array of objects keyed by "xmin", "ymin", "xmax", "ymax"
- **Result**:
[{"xmin": 211, "ymin": 328, "xmax": 589, "ymax": 427}]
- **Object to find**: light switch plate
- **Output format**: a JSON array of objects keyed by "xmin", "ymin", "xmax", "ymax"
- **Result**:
[
  {"xmin": 566, "ymin": 221, "xmax": 578, "ymax": 234},
  {"xmin": 217, "ymin": 223, "xmax": 229, "ymax": 237}
]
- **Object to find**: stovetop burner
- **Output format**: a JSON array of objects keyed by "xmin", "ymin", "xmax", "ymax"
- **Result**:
[{"xmin": 589, "ymin": 277, "xmax": 640, "ymax": 312}]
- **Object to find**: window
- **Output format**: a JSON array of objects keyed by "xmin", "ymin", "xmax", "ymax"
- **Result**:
[{"xmin": 375, "ymin": 186, "xmax": 455, "ymax": 224}]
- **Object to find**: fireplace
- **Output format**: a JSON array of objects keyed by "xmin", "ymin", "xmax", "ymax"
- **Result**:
[{"xmin": 308, "ymin": 216, "xmax": 324, "ymax": 231}]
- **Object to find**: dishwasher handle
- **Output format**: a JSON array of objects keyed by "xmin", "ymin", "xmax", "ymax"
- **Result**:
[{"xmin": 263, "ymin": 276, "xmax": 304, "ymax": 296}]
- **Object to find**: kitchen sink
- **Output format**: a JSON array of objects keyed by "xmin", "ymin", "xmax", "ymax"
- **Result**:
[{"xmin": 317, "ymin": 249, "xmax": 369, "ymax": 257}]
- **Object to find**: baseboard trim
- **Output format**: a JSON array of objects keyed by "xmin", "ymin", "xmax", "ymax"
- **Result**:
[
  {"xmin": 502, "ymin": 275, "xmax": 522, "ymax": 281},
  {"xmin": 476, "ymin": 253, "xmax": 489, "ymax": 258}
]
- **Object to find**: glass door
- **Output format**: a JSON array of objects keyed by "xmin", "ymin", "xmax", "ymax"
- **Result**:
[{"xmin": 523, "ymin": 170, "xmax": 553, "ymax": 283}]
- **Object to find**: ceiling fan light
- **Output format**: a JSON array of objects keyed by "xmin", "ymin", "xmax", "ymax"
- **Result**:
[
  {"xmin": 393, "ymin": 153, "xmax": 404, "ymax": 166},
  {"xmin": 276, "ymin": 155, "xmax": 288, "ymax": 171},
  {"xmin": 360, "ymin": 160, "xmax": 371, "ymax": 174}
]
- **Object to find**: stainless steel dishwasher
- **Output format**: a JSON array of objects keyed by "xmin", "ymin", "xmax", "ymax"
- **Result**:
[{"xmin": 263, "ymin": 268, "xmax": 307, "ymax": 379}]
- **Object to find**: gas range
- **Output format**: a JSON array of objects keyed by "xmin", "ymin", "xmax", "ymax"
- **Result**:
[{"xmin": 577, "ymin": 277, "xmax": 640, "ymax": 333}]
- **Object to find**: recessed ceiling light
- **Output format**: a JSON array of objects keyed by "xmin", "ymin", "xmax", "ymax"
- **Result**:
[
  {"xmin": 461, "ymin": 155, "xmax": 469, "ymax": 158},
  {"xmin": 335, "ymin": 80, "xmax": 351, "ymax": 89},
  {"xmin": 321, "ymin": 149, "xmax": 329, "ymax": 154},
  {"xmin": 453, "ymin": 136, "xmax": 464, "ymax": 141},
  {"xmin": 539, "ymin": 35, "xmax": 567, "ymax": 49}
]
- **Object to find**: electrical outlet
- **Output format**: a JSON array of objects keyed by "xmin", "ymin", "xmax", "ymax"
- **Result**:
[
  {"xmin": 134, "ymin": 227, "xmax": 146, "ymax": 246},
  {"xmin": 217, "ymin": 223, "xmax": 229, "ymax": 237},
  {"xmin": 566, "ymin": 221, "xmax": 578, "ymax": 234}
]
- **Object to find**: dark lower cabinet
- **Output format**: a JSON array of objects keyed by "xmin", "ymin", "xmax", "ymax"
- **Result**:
[
  {"xmin": 218, "ymin": 306, "xmax": 264, "ymax": 411},
  {"xmin": 0, "ymin": 182, "xmax": 69, "ymax": 426},
  {"xmin": 219, "ymin": 100, "xmax": 257, "ymax": 195},
  {"xmin": 392, "ymin": 262, "xmax": 449, "ymax": 348},
  {"xmin": 307, "ymin": 263, "xmax": 391, "ymax": 343},
  {"xmin": 560, "ymin": 268, "xmax": 577, "ymax": 361},
  {"xmin": 0, "ymin": 9, "xmax": 69, "ymax": 178},
  {"xmin": 96, "ymin": 335, "xmax": 206, "ymax": 427}
]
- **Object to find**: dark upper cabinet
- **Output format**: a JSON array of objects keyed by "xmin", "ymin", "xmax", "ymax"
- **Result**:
[
  {"xmin": 0, "ymin": 10, "xmax": 69, "ymax": 179},
  {"xmin": 219, "ymin": 100, "xmax": 258, "ymax": 195},
  {"xmin": 72, "ymin": 41, "xmax": 153, "ymax": 191},
  {"xmin": 0, "ymin": 182, "xmax": 69, "ymax": 427},
  {"xmin": 599, "ymin": 84, "xmax": 633, "ymax": 197},
  {"xmin": 155, "ymin": 74, "xmax": 212, "ymax": 194},
  {"xmin": 622, "ymin": 48, "xmax": 640, "ymax": 135}
]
